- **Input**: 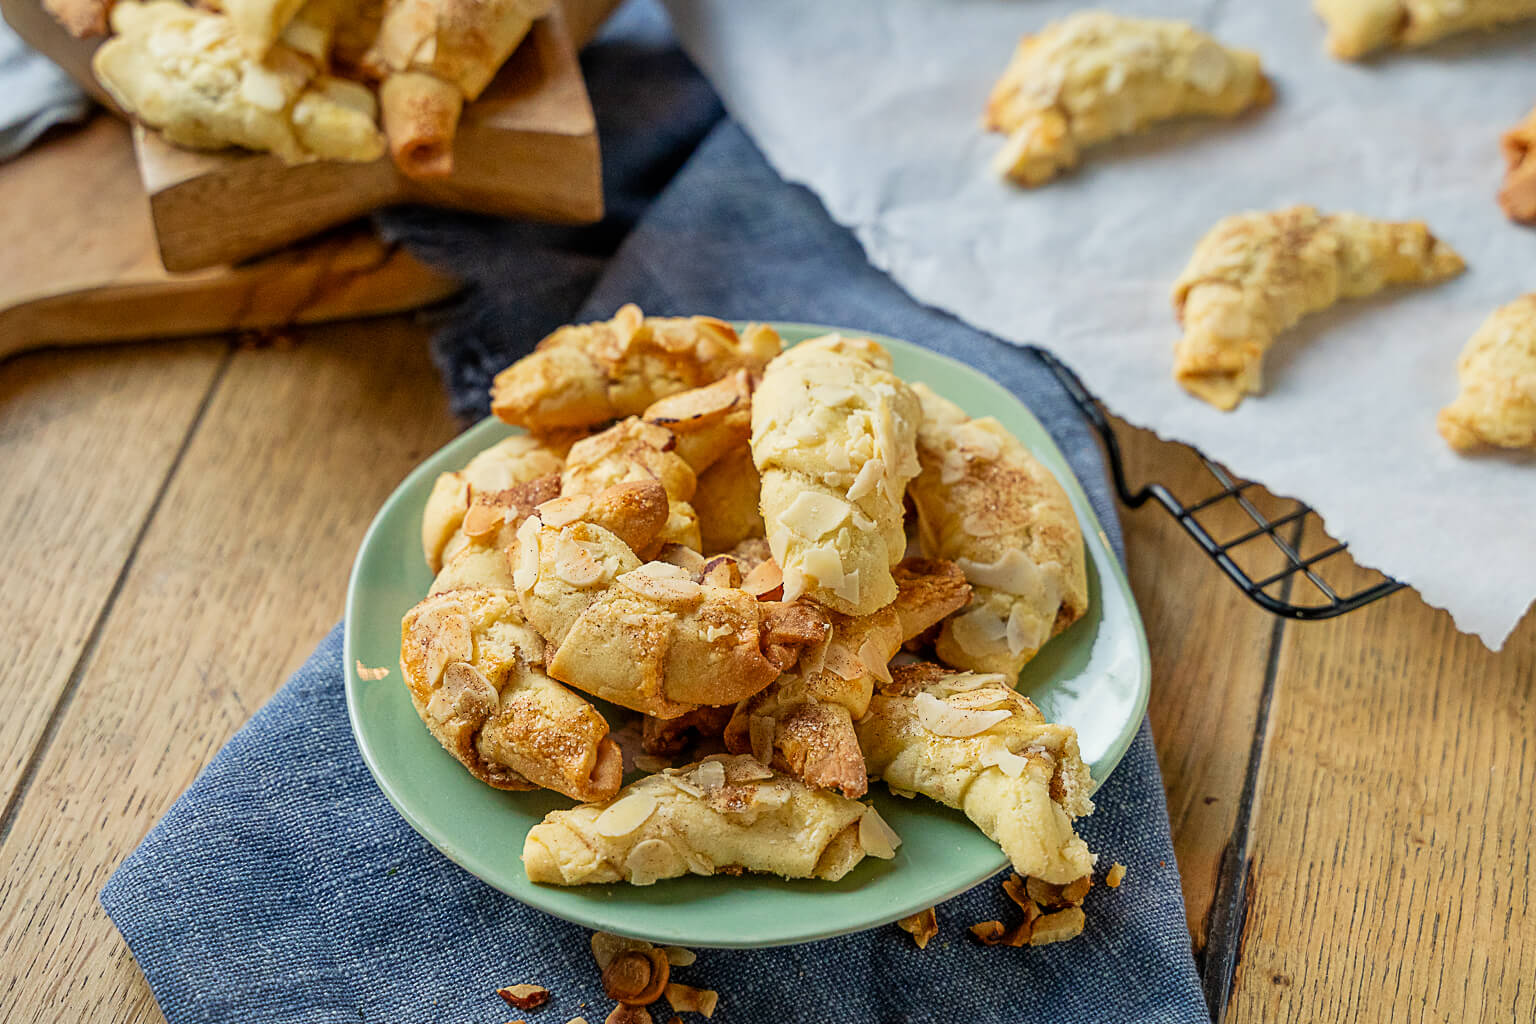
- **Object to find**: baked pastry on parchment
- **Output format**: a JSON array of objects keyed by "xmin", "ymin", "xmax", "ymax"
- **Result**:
[
  {"xmin": 856, "ymin": 663, "xmax": 1095, "ymax": 884},
  {"xmin": 1501, "ymin": 106, "xmax": 1536, "ymax": 226},
  {"xmin": 909, "ymin": 384, "xmax": 1088, "ymax": 677},
  {"xmin": 1173, "ymin": 205, "xmax": 1465, "ymax": 410},
  {"xmin": 1438, "ymin": 295, "xmax": 1536, "ymax": 452},
  {"xmin": 492, "ymin": 305, "xmax": 782, "ymax": 431},
  {"xmin": 92, "ymin": 0, "xmax": 385, "ymax": 164},
  {"xmin": 985, "ymin": 11, "xmax": 1271, "ymax": 187},
  {"xmin": 522, "ymin": 754, "xmax": 899, "ymax": 885},
  {"xmin": 752, "ymin": 335, "xmax": 921, "ymax": 616},
  {"xmin": 1316, "ymin": 0, "xmax": 1536, "ymax": 59}
]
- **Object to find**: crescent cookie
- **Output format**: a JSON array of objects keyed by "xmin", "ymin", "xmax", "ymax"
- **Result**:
[
  {"xmin": 560, "ymin": 418, "xmax": 702, "ymax": 556},
  {"xmin": 725, "ymin": 559, "xmax": 971, "ymax": 798},
  {"xmin": 985, "ymin": 11, "xmax": 1271, "ymax": 187},
  {"xmin": 421, "ymin": 433, "xmax": 570, "ymax": 573},
  {"xmin": 513, "ymin": 513, "xmax": 829, "ymax": 718},
  {"xmin": 1438, "ymin": 295, "xmax": 1536, "ymax": 452},
  {"xmin": 522, "ymin": 755, "xmax": 897, "ymax": 885},
  {"xmin": 92, "ymin": 0, "xmax": 384, "ymax": 164},
  {"xmin": 1173, "ymin": 205, "xmax": 1465, "ymax": 410},
  {"xmin": 399, "ymin": 587, "xmax": 622, "ymax": 803},
  {"xmin": 1315, "ymin": 0, "xmax": 1536, "ymax": 59},
  {"xmin": 856, "ymin": 663, "xmax": 1096, "ymax": 885},
  {"xmin": 751, "ymin": 335, "xmax": 922, "ymax": 616},
  {"xmin": 907, "ymin": 385, "xmax": 1088, "ymax": 677},
  {"xmin": 1500, "ymin": 106, "xmax": 1536, "ymax": 226},
  {"xmin": 491, "ymin": 305, "xmax": 782, "ymax": 431}
]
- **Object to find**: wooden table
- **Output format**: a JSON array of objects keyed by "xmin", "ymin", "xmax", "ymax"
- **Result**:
[{"xmin": 1, "ymin": 316, "xmax": 1532, "ymax": 1023}]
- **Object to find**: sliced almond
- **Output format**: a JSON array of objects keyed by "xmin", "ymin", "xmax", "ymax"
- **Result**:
[
  {"xmin": 625, "ymin": 838, "xmax": 685, "ymax": 886},
  {"xmin": 721, "ymin": 755, "xmax": 774, "ymax": 782},
  {"xmin": 661, "ymin": 945, "xmax": 695, "ymax": 967},
  {"xmin": 955, "ymin": 421, "xmax": 1002, "ymax": 462},
  {"xmin": 857, "ymin": 637, "xmax": 892, "ymax": 683},
  {"xmin": 513, "ymin": 518, "xmax": 541, "ymax": 592},
  {"xmin": 591, "ymin": 931, "xmax": 653, "ymax": 971},
  {"xmin": 1026, "ymin": 874, "xmax": 1091, "ymax": 908},
  {"xmin": 688, "ymin": 759, "xmax": 726, "ymax": 792},
  {"xmin": 657, "ymin": 544, "xmax": 707, "ymax": 577},
  {"xmin": 946, "ymin": 688, "xmax": 1014, "ymax": 711},
  {"xmin": 779, "ymin": 492, "xmax": 850, "ymax": 539},
  {"xmin": 799, "ymin": 546, "xmax": 844, "ymax": 591},
  {"xmin": 355, "ymin": 661, "xmax": 390, "ymax": 681},
  {"xmin": 747, "ymin": 715, "xmax": 776, "ymax": 767},
  {"xmin": 979, "ymin": 740, "xmax": 1030, "ymax": 779},
  {"xmin": 961, "ymin": 511, "xmax": 1004, "ymax": 538},
  {"xmin": 664, "ymin": 983, "xmax": 718, "ymax": 1018},
  {"xmin": 417, "ymin": 605, "xmax": 472, "ymax": 689},
  {"xmin": 846, "ymin": 457, "xmax": 885, "ymax": 502},
  {"xmin": 620, "ymin": 567, "xmax": 706, "ymax": 606},
  {"xmin": 741, "ymin": 559, "xmax": 784, "ymax": 599},
  {"xmin": 831, "ymin": 569, "xmax": 861, "ymax": 608},
  {"xmin": 700, "ymin": 556, "xmax": 741, "ymax": 588},
  {"xmin": 1028, "ymin": 906, "xmax": 1086, "ymax": 946},
  {"xmin": 664, "ymin": 772, "xmax": 703, "ymax": 798},
  {"xmin": 896, "ymin": 907, "xmax": 938, "ymax": 949},
  {"xmin": 603, "ymin": 947, "xmax": 669, "ymax": 1005},
  {"xmin": 823, "ymin": 643, "xmax": 864, "ymax": 682},
  {"xmin": 604, "ymin": 1003, "xmax": 653, "ymax": 1024},
  {"xmin": 970, "ymin": 920, "xmax": 1006, "ymax": 945},
  {"xmin": 595, "ymin": 792, "xmax": 659, "ymax": 838},
  {"xmin": 858, "ymin": 805, "xmax": 902, "ymax": 859},
  {"xmin": 936, "ymin": 671, "xmax": 1012, "ymax": 693},
  {"xmin": 1006, "ymin": 604, "xmax": 1050, "ymax": 658},
  {"xmin": 556, "ymin": 534, "xmax": 607, "ymax": 586},
  {"xmin": 947, "ymin": 607, "xmax": 1010, "ymax": 657},
  {"xmin": 498, "ymin": 984, "xmax": 550, "ymax": 1010},
  {"xmin": 539, "ymin": 493, "xmax": 593, "ymax": 528},
  {"xmin": 913, "ymin": 691, "xmax": 1011, "ymax": 738},
  {"xmin": 461, "ymin": 501, "xmax": 506, "ymax": 540}
]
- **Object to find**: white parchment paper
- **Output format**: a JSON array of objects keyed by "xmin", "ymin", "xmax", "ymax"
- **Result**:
[{"xmin": 662, "ymin": 0, "xmax": 1536, "ymax": 648}]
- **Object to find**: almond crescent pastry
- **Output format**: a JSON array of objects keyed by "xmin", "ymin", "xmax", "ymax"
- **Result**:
[
  {"xmin": 692, "ymin": 445, "xmax": 764, "ymax": 554},
  {"xmin": 1500, "ymin": 106, "xmax": 1536, "ymax": 226},
  {"xmin": 513, "ymin": 513, "xmax": 829, "ymax": 718},
  {"xmin": 1315, "ymin": 0, "xmax": 1536, "ymax": 58},
  {"xmin": 752, "ymin": 335, "xmax": 921, "ymax": 616},
  {"xmin": 856, "ymin": 664, "xmax": 1096, "ymax": 884},
  {"xmin": 642, "ymin": 370, "xmax": 755, "ymax": 476},
  {"xmin": 364, "ymin": 0, "xmax": 552, "ymax": 176},
  {"xmin": 522, "ymin": 754, "xmax": 894, "ymax": 885},
  {"xmin": 1438, "ymin": 295, "xmax": 1536, "ymax": 452},
  {"xmin": 492, "ymin": 305, "xmax": 782, "ymax": 431},
  {"xmin": 908, "ymin": 384, "xmax": 1088, "ymax": 676},
  {"xmin": 724, "ymin": 559, "xmax": 971, "ymax": 798},
  {"xmin": 1172, "ymin": 205, "xmax": 1465, "ymax": 410},
  {"xmin": 219, "ymin": 0, "xmax": 310, "ymax": 57},
  {"xmin": 984, "ymin": 11, "xmax": 1271, "ymax": 187},
  {"xmin": 421, "ymin": 434, "xmax": 570, "ymax": 572},
  {"xmin": 92, "ymin": 0, "xmax": 385, "ymax": 165},
  {"xmin": 399, "ymin": 585, "xmax": 622, "ymax": 803},
  {"xmin": 561, "ymin": 418, "xmax": 701, "ymax": 555}
]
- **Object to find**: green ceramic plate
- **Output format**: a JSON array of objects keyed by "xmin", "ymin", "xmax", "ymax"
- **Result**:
[{"xmin": 345, "ymin": 324, "xmax": 1150, "ymax": 948}]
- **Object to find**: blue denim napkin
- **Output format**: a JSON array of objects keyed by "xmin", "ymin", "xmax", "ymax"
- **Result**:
[
  {"xmin": 0, "ymin": 18, "xmax": 91, "ymax": 161},
  {"xmin": 101, "ymin": 4, "xmax": 1207, "ymax": 1022}
]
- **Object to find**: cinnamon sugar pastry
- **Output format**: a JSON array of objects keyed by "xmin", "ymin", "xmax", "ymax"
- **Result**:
[
  {"xmin": 1438, "ymin": 295, "xmax": 1536, "ymax": 452},
  {"xmin": 1500, "ymin": 106, "xmax": 1536, "ymax": 226},
  {"xmin": 513, "ymin": 511, "xmax": 829, "ymax": 718},
  {"xmin": 492, "ymin": 305, "xmax": 782, "ymax": 431},
  {"xmin": 725, "ymin": 559, "xmax": 971, "ymax": 798},
  {"xmin": 1172, "ymin": 205, "xmax": 1465, "ymax": 410},
  {"xmin": 908, "ymin": 385, "xmax": 1088, "ymax": 676},
  {"xmin": 856, "ymin": 663, "xmax": 1095, "ymax": 884},
  {"xmin": 1316, "ymin": 0, "xmax": 1536, "ymax": 59},
  {"xmin": 984, "ymin": 11, "xmax": 1271, "ymax": 187},
  {"xmin": 561, "ymin": 418, "xmax": 701, "ymax": 555},
  {"xmin": 92, "ymin": 0, "xmax": 385, "ymax": 164},
  {"xmin": 752, "ymin": 335, "xmax": 921, "ymax": 616},
  {"xmin": 522, "ymin": 755, "xmax": 896, "ymax": 885}
]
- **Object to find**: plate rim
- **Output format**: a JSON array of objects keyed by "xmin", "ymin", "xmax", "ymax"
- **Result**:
[{"xmin": 344, "ymin": 323, "xmax": 1151, "ymax": 947}]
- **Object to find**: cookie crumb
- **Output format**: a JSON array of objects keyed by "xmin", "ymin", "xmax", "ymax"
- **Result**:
[{"xmin": 1106, "ymin": 862, "xmax": 1127, "ymax": 888}]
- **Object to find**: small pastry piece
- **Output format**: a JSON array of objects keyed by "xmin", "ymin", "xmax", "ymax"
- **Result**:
[
  {"xmin": 725, "ymin": 559, "xmax": 970, "ymax": 798},
  {"xmin": 493, "ymin": 305, "xmax": 782, "ymax": 431},
  {"xmin": 1316, "ymin": 0, "xmax": 1536, "ymax": 59},
  {"xmin": 93, "ymin": 0, "xmax": 385, "ymax": 165},
  {"xmin": 522, "ymin": 755, "xmax": 894, "ymax": 885},
  {"xmin": 561, "ymin": 418, "xmax": 701, "ymax": 555},
  {"xmin": 752, "ymin": 335, "xmax": 922, "ymax": 616},
  {"xmin": 365, "ymin": 0, "xmax": 552, "ymax": 176},
  {"xmin": 642, "ymin": 370, "xmax": 755, "ymax": 476},
  {"xmin": 400, "ymin": 585, "xmax": 622, "ymax": 803},
  {"xmin": 422, "ymin": 433, "xmax": 570, "ymax": 572},
  {"xmin": 428, "ymin": 475, "xmax": 561, "ymax": 594},
  {"xmin": 513, "ymin": 514, "xmax": 829, "ymax": 718},
  {"xmin": 984, "ymin": 12, "xmax": 1271, "ymax": 187},
  {"xmin": 856, "ymin": 664, "xmax": 1096, "ymax": 884},
  {"xmin": 692, "ymin": 446, "xmax": 764, "ymax": 554},
  {"xmin": 1173, "ymin": 205, "xmax": 1465, "ymax": 410},
  {"xmin": 1438, "ymin": 295, "xmax": 1536, "ymax": 452},
  {"xmin": 908, "ymin": 384, "xmax": 1088, "ymax": 676},
  {"xmin": 1500, "ymin": 106, "xmax": 1536, "ymax": 225}
]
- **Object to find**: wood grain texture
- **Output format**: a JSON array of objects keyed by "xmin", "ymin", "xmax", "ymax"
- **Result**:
[
  {"xmin": 0, "ymin": 116, "xmax": 459, "ymax": 357},
  {"xmin": 1228, "ymin": 531, "xmax": 1536, "ymax": 1024},
  {"xmin": 1113, "ymin": 418, "xmax": 1290, "ymax": 953},
  {"xmin": 0, "ymin": 340, "xmax": 225, "ymax": 813},
  {"xmin": 0, "ymin": 319, "xmax": 458, "ymax": 1024}
]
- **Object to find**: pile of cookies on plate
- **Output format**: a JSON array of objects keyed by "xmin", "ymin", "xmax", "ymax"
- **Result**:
[
  {"xmin": 983, "ymin": 7, "xmax": 1536, "ymax": 450},
  {"xmin": 49, "ymin": 0, "xmax": 549, "ymax": 175},
  {"xmin": 401, "ymin": 305, "xmax": 1097, "ymax": 895}
]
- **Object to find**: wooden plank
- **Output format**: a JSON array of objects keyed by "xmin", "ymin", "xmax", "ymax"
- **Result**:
[
  {"xmin": 0, "ymin": 319, "xmax": 459, "ymax": 1024},
  {"xmin": 1112, "ymin": 418, "xmax": 1291, "ymax": 958},
  {"xmin": 1228, "ymin": 531, "xmax": 1536, "ymax": 1024},
  {"xmin": 0, "ymin": 339, "xmax": 225, "ymax": 815}
]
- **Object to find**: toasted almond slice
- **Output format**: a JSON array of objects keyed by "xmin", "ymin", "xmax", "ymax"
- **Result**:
[
  {"xmin": 1029, "ymin": 906, "xmax": 1086, "ymax": 946},
  {"xmin": 1007, "ymin": 604, "xmax": 1050, "ymax": 658},
  {"xmin": 700, "ymin": 556, "xmax": 741, "ymax": 588},
  {"xmin": 823, "ymin": 643, "xmax": 864, "ymax": 682},
  {"xmin": 857, "ymin": 637, "xmax": 892, "ymax": 683},
  {"xmin": 938, "ymin": 671, "xmax": 1012, "ymax": 693},
  {"xmin": 513, "ymin": 518, "xmax": 541, "ymax": 592},
  {"xmin": 604, "ymin": 1004, "xmax": 652, "ymax": 1024},
  {"xmin": 957, "ymin": 550, "xmax": 1041, "ymax": 597},
  {"xmin": 661, "ymin": 945, "xmax": 695, "ymax": 967},
  {"xmin": 846, "ymin": 457, "xmax": 884, "ymax": 502},
  {"xmin": 355, "ymin": 661, "xmax": 390, "ymax": 681},
  {"xmin": 556, "ymin": 534, "xmax": 607, "ymax": 586},
  {"xmin": 498, "ymin": 983, "xmax": 550, "ymax": 1009},
  {"xmin": 979, "ymin": 740, "xmax": 1030, "ymax": 778},
  {"xmin": 591, "ymin": 931, "xmax": 653, "ymax": 970},
  {"xmin": 913, "ymin": 691, "xmax": 1011, "ymax": 738},
  {"xmin": 625, "ymin": 838, "xmax": 685, "ymax": 886},
  {"xmin": 961, "ymin": 510, "xmax": 1004, "ymax": 538},
  {"xmin": 595, "ymin": 792, "xmax": 659, "ymax": 838},
  {"xmin": 896, "ymin": 907, "xmax": 938, "ymax": 949},
  {"xmin": 620, "ymin": 567, "xmax": 706, "ymax": 606},
  {"xmin": 419, "ymin": 607, "xmax": 472, "ymax": 688},
  {"xmin": 539, "ymin": 493, "xmax": 593, "ymax": 528},
  {"xmin": 947, "ymin": 607, "xmax": 1010, "ymax": 657},
  {"xmin": 689, "ymin": 759, "xmax": 726, "ymax": 792},
  {"xmin": 658, "ymin": 544, "xmax": 707, "ymax": 577},
  {"xmin": 664, "ymin": 983, "xmax": 719, "ymax": 1018},
  {"xmin": 461, "ymin": 501, "xmax": 505, "ymax": 540},
  {"xmin": 741, "ymin": 559, "xmax": 784, "ymax": 599},
  {"xmin": 779, "ymin": 492, "xmax": 850, "ymax": 539},
  {"xmin": 858, "ymin": 805, "xmax": 901, "ymax": 859},
  {"xmin": 722, "ymin": 755, "xmax": 774, "ymax": 782},
  {"xmin": 970, "ymin": 920, "xmax": 1006, "ymax": 945},
  {"xmin": 748, "ymin": 715, "xmax": 776, "ymax": 767}
]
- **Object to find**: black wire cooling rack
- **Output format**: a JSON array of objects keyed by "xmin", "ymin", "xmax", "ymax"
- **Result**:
[{"xmin": 1028, "ymin": 346, "xmax": 1405, "ymax": 620}]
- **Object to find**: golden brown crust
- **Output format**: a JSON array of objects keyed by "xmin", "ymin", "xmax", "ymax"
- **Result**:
[
  {"xmin": 1500, "ymin": 106, "xmax": 1536, "ymax": 226},
  {"xmin": 642, "ymin": 370, "xmax": 755, "ymax": 475},
  {"xmin": 985, "ymin": 11, "xmax": 1271, "ymax": 186},
  {"xmin": 692, "ymin": 445, "xmax": 764, "ymax": 554},
  {"xmin": 422, "ymin": 434, "xmax": 567, "ymax": 571},
  {"xmin": 492, "ymin": 305, "xmax": 782, "ymax": 432},
  {"xmin": 379, "ymin": 70, "xmax": 461, "ymax": 177},
  {"xmin": 1438, "ymin": 294, "xmax": 1536, "ymax": 452},
  {"xmin": 1172, "ymin": 205, "xmax": 1465, "ymax": 409},
  {"xmin": 1315, "ymin": 0, "xmax": 1536, "ymax": 59},
  {"xmin": 561, "ymin": 418, "xmax": 700, "ymax": 556},
  {"xmin": 908, "ymin": 385, "xmax": 1087, "ymax": 677}
]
